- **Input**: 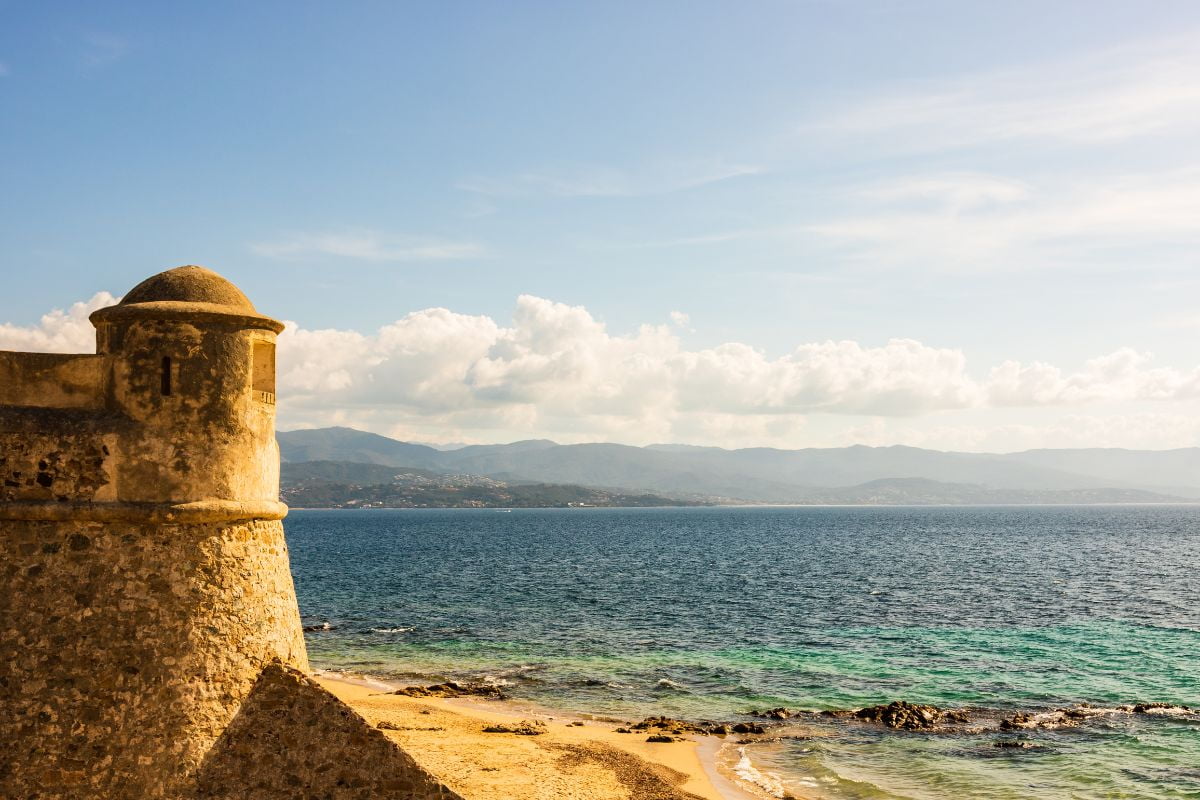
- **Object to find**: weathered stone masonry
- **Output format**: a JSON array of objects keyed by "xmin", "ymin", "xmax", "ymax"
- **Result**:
[{"xmin": 0, "ymin": 266, "xmax": 460, "ymax": 799}]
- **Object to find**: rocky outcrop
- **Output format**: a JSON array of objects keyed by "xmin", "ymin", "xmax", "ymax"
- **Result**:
[
  {"xmin": 750, "ymin": 707, "xmax": 794, "ymax": 720},
  {"xmin": 481, "ymin": 720, "xmax": 546, "ymax": 735},
  {"xmin": 853, "ymin": 701, "xmax": 968, "ymax": 730},
  {"xmin": 1133, "ymin": 702, "xmax": 1191, "ymax": 714},
  {"xmin": 630, "ymin": 717, "xmax": 709, "ymax": 735},
  {"xmin": 627, "ymin": 716, "xmax": 765, "ymax": 737},
  {"xmin": 394, "ymin": 681, "xmax": 508, "ymax": 700},
  {"xmin": 998, "ymin": 702, "xmax": 1195, "ymax": 731}
]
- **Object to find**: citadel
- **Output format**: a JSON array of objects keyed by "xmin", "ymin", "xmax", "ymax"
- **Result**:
[{"xmin": 0, "ymin": 266, "xmax": 461, "ymax": 799}]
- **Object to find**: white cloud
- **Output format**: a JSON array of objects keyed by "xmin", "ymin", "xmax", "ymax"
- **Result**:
[
  {"xmin": 857, "ymin": 173, "xmax": 1030, "ymax": 211},
  {"xmin": 266, "ymin": 296, "xmax": 1200, "ymax": 445},
  {"xmin": 274, "ymin": 296, "xmax": 982, "ymax": 426},
  {"xmin": 7, "ymin": 293, "xmax": 1200, "ymax": 449},
  {"xmin": 988, "ymin": 349, "xmax": 1200, "ymax": 406},
  {"xmin": 250, "ymin": 231, "xmax": 486, "ymax": 262},
  {"xmin": 0, "ymin": 292, "xmax": 118, "ymax": 353}
]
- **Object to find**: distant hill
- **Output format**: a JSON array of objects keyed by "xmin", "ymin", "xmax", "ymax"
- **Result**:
[
  {"xmin": 276, "ymin": 427, "xmax": 1200, "ymax": 504},
  {"xmin": 278, "ymin": 460, "xmax": 701, "ymax": 509},
  {"xmin": 281, "ymin": 460, "xmax": 443, "ymax": 485},
  {"xmin": 278, "ymin": 427, "xmax": 442, "ymax": 469}
]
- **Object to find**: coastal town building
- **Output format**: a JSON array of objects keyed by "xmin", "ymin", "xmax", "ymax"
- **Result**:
[{"xmin": 0, "ymin": 266, "xmax": 460, "ymax": 799}]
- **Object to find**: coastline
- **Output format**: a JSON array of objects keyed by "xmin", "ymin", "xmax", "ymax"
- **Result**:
[{"xmin": 316, "ymin": 671, "xmax": 777, "ymax": 800}]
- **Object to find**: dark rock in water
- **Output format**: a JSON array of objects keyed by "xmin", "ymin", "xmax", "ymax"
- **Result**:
[
  {"xmin": 993, "ymin": 740, "xmax": 1036, "ymax": 749},
  {"xmin": 999, "ymin": 712, "xmax": 1035, "ymax": 730},
  {"xmin": 630, "ymin": 716, "xmax": 708, "ymax": 734},
  {"xmin": 482, "ymin": 720, "xmax": 545, "ymax": 735},
  {"xmin": 1134, "ymin": 702, "xmax": 1191, "ymax": 713},
  {"xmin": 302, "ymin": 622, "xmax": 334, "ymax": 632},
  {"xmin": 646, "ymin": 734, "xmax": 679, "ymax": 743},
  {"xmin": 630, "ymin": 715, "xmax": 765, "ymax": 737},
  {"xmin": 393, "ymin": 681, "xmax": 507, "ymax": 700},
  {"xmin": 820, "ymin": 709, "xmax": 851, "ymax": 718},
  {"xmin": 854, "ymin": 701, "xmax": 953, "ymax": 730},
  {"xmin": 751, "ymin": 707, "xmax": 794, "ymax": 720}
]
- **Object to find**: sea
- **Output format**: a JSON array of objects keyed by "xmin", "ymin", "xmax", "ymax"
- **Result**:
[{"xmin": 286, "ymin": 506, "xmax": 1200, "ymax": 800}]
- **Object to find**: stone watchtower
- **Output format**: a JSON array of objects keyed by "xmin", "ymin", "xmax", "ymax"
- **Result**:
[{"xmin": 1, "ymin": 266, "xmax": 459, "ymax": 799}]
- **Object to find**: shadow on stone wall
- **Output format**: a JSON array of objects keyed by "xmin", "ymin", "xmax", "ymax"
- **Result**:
[{"xmin": 190, "ymin": 663, "xmax": 464, "ymax": 800}]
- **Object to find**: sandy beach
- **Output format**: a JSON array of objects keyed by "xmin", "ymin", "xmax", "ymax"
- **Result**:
[{"xmin": 317, "ymin": 675, "xmax": 768, "ymax": 800}]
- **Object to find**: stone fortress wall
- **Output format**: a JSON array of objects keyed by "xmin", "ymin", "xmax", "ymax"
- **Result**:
[{"xmin": 0, "ymin": 266, "xmax": 460, "ymax": 799}]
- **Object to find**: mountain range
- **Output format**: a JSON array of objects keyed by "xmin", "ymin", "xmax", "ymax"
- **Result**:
[
  {"xmin": 278, "ymin": 460, "xmax": 698, "ymax": 509},
  {"xmin": 276, "ymin": 427, "xmax": 1200, "ymax": 505}
]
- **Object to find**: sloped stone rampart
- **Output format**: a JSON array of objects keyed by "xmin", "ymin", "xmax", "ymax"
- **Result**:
[{"xmin": 192, "ymin": 664, "xmax": 464, "ymax": 800}]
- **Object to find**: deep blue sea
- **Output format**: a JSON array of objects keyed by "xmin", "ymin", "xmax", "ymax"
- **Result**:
[{"xmin": 286, "ymin": 506, "xmax": 1200, "ymax": 800}]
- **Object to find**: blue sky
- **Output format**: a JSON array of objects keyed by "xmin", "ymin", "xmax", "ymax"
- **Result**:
[{"xmin": 4, "ymin": 1, "xmax": 1200, "ymax": 450}]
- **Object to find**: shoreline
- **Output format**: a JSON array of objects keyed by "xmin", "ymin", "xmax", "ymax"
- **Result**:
[
  {"xmin": 315, "ymin": 670, "xmax": 778, "ymax": 800},
  {"xmin": 287, "ymin": 501, "xmax": 1200, "ymax": 511}
]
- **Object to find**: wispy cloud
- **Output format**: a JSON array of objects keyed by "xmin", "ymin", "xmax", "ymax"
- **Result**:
[
  {"xmin": 621, "ymin": 229, "xmax": 765, "ymax": 249},
  {"xmin": 81, "ymin": 32, "xmax": 128, "ymax": 70},
  {"xmin": 250, "ymin": 231, "xmax": 487, "ymax": 262},
  {"xmin": 807, "ymin": 33, "xmax": 1200, "ymax": 150},
  {"xmin": 458, "ymin": 160, "xmax": 763, "ymax": 198},
  {"xmin": 801, "ymin": 167, "xmax": 1200, "ymax": 271}
]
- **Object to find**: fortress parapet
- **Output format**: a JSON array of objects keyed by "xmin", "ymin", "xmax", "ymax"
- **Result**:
[{"xmin": 1, "ymin": 265, "xmax": 285, "ymax": 519}]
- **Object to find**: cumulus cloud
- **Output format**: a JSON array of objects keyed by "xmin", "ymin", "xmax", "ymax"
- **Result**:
[
  {"xmin": 266, "ymin": 297, "xmax": 1200, "ymax": 444},
  {"xmin": 987, "ymin": 349, "xmax": 1200, "ymax": 406},
  {"xmin": 0, "ymin": 292, "xmax": 118, "ymax": 353},
  {"xmin": 7, "ymin": 292, "xmax": 1200, "ymax": 448},
  {"xmin": 271, "ymin": 297, "xmax": 982, "ymax": 428}
]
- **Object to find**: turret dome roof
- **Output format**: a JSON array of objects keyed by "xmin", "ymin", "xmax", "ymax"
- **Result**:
[
  {"xmin": 90, "ymin": 265, "xmax": 283, "ymax": 332},
  {"xmin": 120, "ymin": 265, "xmax": 258, "ymax": 312}
]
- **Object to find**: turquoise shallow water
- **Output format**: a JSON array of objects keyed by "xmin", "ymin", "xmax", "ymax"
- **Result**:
[{"xmin": 286, "ymin": 506, "xmax": 1200, "ymax": 799}]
